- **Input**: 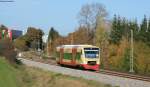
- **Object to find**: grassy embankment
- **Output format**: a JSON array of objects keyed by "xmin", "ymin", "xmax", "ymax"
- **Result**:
[
  {"xmin": 0, "ymin": 57, "xmax": 116, "ymax": 87},
  {"xmin": 0, "ymin": 58, "xmax": 18, "ymax": 87}
]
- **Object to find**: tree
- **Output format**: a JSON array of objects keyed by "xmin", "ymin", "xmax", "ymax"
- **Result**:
[
  {"xmin": 78, "ymin": 3, "xmax": 107, "ymax": 29},
  {"xmin": 26, "ymin": 27, "xmax": 44, "ymax": 41},
  {"xmin": 110, "ymin": 15, "xmax": 123, "ymax": 44},
  {"xmin": 95, "ymin": 17, "xmax": 107, "ymax": 47},
  {"xmin": 13, "ymin": 37, "xmax": 29, "ymax": 51},
  {"xmin": 139, "ymin": 15, "xmax": 147, "ymax": 42},
  {"xmin": 95, "ymin": 16, "xmax": 109, "ymax": 69},
  {"xmin": 148, "ymin": 18, "xmax": 150, "ymax": 32},
  {"xmin": 48, "ymin": 27, "xmax": 59, "ymax": 42},
  {"xmin": 47, "ymin": 27, "xmax": 60, "ymax": 55},
  {"xmin": 146, "ymin": 18, "xmax": 150, "ymax": 46},
  {"xmin": 121, "ymin": 17, "xmax": 129, "ymax": 39},
  {"xmin": 128, "ymin": 19, "xmax": 139, "ymax": 41},
  {"xmin": 26, "ymin": 27, "xmax": 44, "ymax": 50},
  {"xmin": 141, "ymin": 15, "xmax": 148, "ymax": 32},
  {"xmin": 109, "ymin": 14, "xmax": 117, "ymax": 44},
  {"xmin": 78, "ymin": 3, "xmax": 108, "ymax": 44},
  {"xmin": 72, "ymin": 26, "xmax": 89, "ymax": 44}
]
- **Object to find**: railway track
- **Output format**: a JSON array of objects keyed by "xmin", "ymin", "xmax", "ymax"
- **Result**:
[
  {"xmin": 40, "ymin": 57, "xmax": 150, "ymax": 82},
  {"xmin": 19, "ymin": 56, "xmax": 150, "ymax": 82},
  {"xmin": 30, "ymin": 58, "xmax": 150, "ymax": 82},
  {"xmin": 99, "ymin": 69, "xmax": 150, "ymax": 82},
  {"xmin": 19, "ymin": 57, "xmax": 150, "ymax": 87}
]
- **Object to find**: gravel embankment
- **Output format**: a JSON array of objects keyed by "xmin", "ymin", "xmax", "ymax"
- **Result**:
[{"xmin": 18, "ymin": 58, "xmax": 150, "ymax": 87}]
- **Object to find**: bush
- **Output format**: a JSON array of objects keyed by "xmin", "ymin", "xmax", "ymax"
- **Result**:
[
  {"xmin": 120, "ymin": 48, "xmax": 130, "ymax": 72},
  {"xmin": 0, "ymin": 39, "xmax": 17, "ymax": 63},
  {"xmin": 134, "ymin": 41, "xmax": 150, "ymax": 76},
  {"xmin": 14, "ymin": 38, "xmax": 29, "ymax": 51}
]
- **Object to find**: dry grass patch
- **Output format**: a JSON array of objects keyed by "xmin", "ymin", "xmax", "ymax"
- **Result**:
[{"xmin": 21, "ymin": 67, "xmax": 116, "ymax": 87}]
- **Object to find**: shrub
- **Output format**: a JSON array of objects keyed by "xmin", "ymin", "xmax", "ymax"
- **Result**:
[
  {"xmin": 120, "ymin": 48, "xmax": 130, "ymax": 72},
  {"xmin": 134, "ymin": 41, "xmax": 150, "ymax": 76},
  {"xmin": 14, "ymin": 38, "xmax": 29, "ymax": 51},
  {"xmin": 0, "ymin": 39, "xmax": 17, "ymax": 63}
]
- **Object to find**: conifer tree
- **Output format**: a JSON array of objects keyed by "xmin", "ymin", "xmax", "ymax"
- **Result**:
[
  {"xmin": 141, "ymin": 15, "xmax": 148, "ymax": 32},
  {"xmin": 148, "ymin": 18, "xmax": 150, "ymax": 32},
  {"xmin": 110, "ymin": 15, "xmax": 117, "ymax": 44},
  {"xmin": 121, "ymin": 17, "xmax": 130, "ymax": 39},
  {"xmin": 146, "ymin": 18, "xmax": 150, "ymax": 46},
  {"xmin": 133, "ymin": 19, "xmax": 139, "ymax": 40},
  {"xmin": 128, "ymin": 19, "xmax": 139, "ymax": 40},
  {"xmin": 139, "ymin": 15, "xmax": 148, "ymax": 42},
  {"xmin": 110, "ymin": 15, "xmax": 123, "ymax": 44},
  {"xmin": 48, "ymin": 27, "xmax": 59, "ymax": 42}
]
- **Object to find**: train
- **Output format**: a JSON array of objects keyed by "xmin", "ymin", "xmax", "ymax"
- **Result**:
[
  {"xmin": 56, "ymin": 45, "xmax": 100, "ymax": 71},
  {"xmin": 0, "ymin": 29, "xmax": 12, "ymax": 40},
  {"xmin": 0, "ymin": 29, "xmax": 22, "ymax": 40}
]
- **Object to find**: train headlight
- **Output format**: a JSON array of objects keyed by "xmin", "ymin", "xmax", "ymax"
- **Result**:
[{"xmin": 96, "ymin": 54, "xmax": 99, "ymax": 57}]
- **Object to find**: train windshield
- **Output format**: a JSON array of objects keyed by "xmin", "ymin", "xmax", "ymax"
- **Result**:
[{"xmin": 84, "ymin": 48, "xmax": 99, "ymax": 58}]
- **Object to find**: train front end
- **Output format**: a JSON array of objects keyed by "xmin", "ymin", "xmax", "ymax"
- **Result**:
[{"xmin": 81, "ymin": 47, "xmax": 100, "ymax": 71}]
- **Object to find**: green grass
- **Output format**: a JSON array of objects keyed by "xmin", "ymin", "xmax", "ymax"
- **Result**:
[{"xmin": 0, "ymin": 58, "xmax": 18, "ymax": 87}]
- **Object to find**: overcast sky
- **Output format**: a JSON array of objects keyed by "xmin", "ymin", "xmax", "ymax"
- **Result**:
[{"xmin": 0, "ymin": 0, "xmax": 150, "ymax": 36}]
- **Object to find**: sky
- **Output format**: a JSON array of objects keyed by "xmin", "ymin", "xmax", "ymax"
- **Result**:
[{"xmin": 0, "ymin": 0, "xmax": 150, "ymax": 36}]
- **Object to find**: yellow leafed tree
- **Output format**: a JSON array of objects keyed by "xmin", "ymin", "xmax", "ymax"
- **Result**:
[{"xmin": 95, "ymin": 17, "xmax": 109, "ymax": 69}]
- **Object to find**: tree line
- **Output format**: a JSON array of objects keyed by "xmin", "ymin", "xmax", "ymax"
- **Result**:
[{"xmin": 110, "ymin": 15, "xmax": 150, "ymax": 46}]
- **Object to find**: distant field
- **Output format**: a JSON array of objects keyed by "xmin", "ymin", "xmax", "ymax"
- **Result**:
[{"xmin": 0, "ymin": 57, "xmax": 115, "ymax": 87}]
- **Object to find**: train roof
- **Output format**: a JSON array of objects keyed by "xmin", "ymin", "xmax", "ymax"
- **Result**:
[{"xmin": 57, "ymin": 45, "xmax": 98, "ymax": 48}]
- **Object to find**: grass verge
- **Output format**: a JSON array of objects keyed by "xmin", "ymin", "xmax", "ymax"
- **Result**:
[{"xmin": 0, "ymin": 58, "xmax": 19, "ymax": 87}]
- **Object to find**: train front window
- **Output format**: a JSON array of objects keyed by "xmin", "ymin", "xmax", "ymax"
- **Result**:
[{"xmin": 84, "ymin": 51, "xmax": 99, "ymax": 58}]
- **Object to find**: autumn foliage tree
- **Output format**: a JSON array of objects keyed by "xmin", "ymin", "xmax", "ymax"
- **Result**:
[
  {"xmin": 78, "ymin": 3, "xmax": 108, "ymax": 44},
  {"xmin": 14, "ymin": 27, "xmax": 44, "ymax": 51},
  {"xmin": 26, "ymin": 27, "xmax": 44, "ymax": 50},
  {"xmin": 72, "ymin": 26, "xmax": 89, "ymax": 44}
]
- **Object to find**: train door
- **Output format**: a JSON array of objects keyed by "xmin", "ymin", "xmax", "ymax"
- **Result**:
[
  {"xmin": 59, "ymin": 48, "xmax": 64, "ymax": 64},
  {"xmin": 72, "ymin": 48, "xmax": 77, "ymax": 65}
]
